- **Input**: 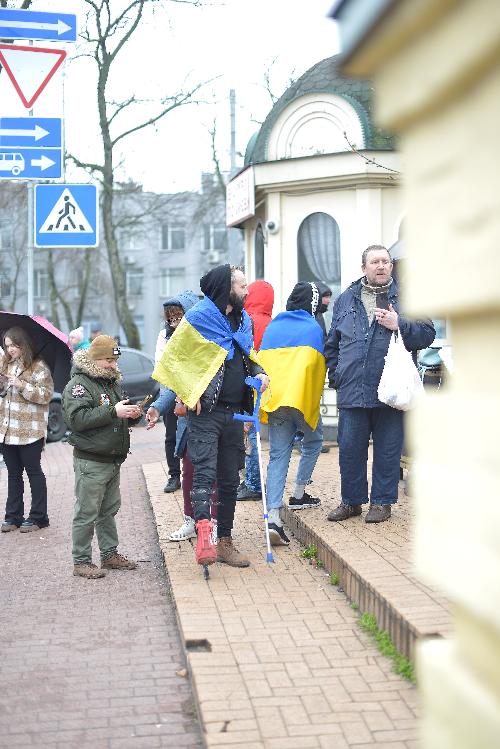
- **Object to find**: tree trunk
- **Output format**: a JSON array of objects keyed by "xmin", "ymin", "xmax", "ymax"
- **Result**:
[
  {"xmin": 98, "ymin": 59, "xmax": 140, "ymax": 349},
  {"xmin": 47, "ymin": 251, "xmax": 63, "ymax": 330}
]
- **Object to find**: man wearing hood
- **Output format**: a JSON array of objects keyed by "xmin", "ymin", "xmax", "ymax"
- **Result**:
[
  {"xmin": 237, "ymin": 280, "xmax": 274, "ymax": 501},
  {"xmin": 258, "ymin": 282, "xmax": 326, "ymax": 546},
  {"xmin": 155, "ymin": 291, "xmax": 199, "ymax": 493},
  {"xmin": 153, "ymin": 265, "xmax": 269, "ymax": 570},
  {"xmin": 325, "ymin": 245, "xmax": 435, "ymax": 523},
  {"xmin": 62, "ymin": 336, "xmax": 142, "ymax": 579}
]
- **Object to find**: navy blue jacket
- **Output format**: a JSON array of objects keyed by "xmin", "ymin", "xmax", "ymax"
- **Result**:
[{"xmin": 325, "ymin": 278, "xmax": 435, "ymax": 408}]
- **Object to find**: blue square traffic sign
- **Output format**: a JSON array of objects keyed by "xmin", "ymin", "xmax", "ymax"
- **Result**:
[{"xmin": 34, "ymin": 184, "xmax": 98, "ymax": 248}]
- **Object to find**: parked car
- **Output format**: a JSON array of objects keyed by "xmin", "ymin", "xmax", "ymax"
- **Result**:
[{"xmin": 46, "ymin": 346, "xmax": 160, "ymax": 443}]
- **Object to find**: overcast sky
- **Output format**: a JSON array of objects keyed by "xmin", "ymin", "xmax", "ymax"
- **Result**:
[{"xmin": 1, "ymin": 0, "xmax": 339, "ymax": 193}]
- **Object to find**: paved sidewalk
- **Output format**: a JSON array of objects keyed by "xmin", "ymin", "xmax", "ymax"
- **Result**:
[
  {"xmin": 144, "ymin": 446, "xmax": 422, "ymax": 749},
  {"xmin": 0, "ymin": 432, "xmax": 202, "ymax": 749}
]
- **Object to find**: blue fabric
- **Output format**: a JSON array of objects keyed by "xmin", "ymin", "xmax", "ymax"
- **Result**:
[
  {"xmin": 185, "ymin": 296, "xmax": 253, "ymax": 360},
  {"xmin": 325, "ymin": 278, "xmax": 435, "ymax": 408},
  {"xmin": 245, "ymin": 425, "xmax": 261, "ymax": 492},
  {"xmin": 266, "ymin": 407, "xmax": 323, "ymax": 510},
  {"xmin": 337, "ymin": 407, "xmax": 404, "ymax": 505},
  {"xmin": 151, "ymin": 388, "xmax": 187, "ymax": 458},
  {"xmin": 259, "ymin": 309, "xmax": 324, "ymax": 354}
]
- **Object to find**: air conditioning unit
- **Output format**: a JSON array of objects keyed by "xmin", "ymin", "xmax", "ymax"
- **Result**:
[
  {"xmin": 38, "ymin": 303, "xmax": 47, "ymax": 313},
  {"xmin": 207, "ymin": 250, "xmax": 220, "ymax": 264},
  {"xmin": 128, "ymin": 303, "xmax": 136, "ymax": 312},
  {"xmin": 125, "ymin": 255, "xmax": 136, "ymax": 265}
]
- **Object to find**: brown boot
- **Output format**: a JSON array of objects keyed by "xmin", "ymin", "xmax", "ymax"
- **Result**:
[
  {"xmin": 73, "ymin": 563, "xmax": 106, "ymax": 579},
  {"xmin": 217, "ymin": 537, "xmax": 250, "ymax": 568},
  {"xmin": 101, "ymin": 553, "xmax": 137, "ymax": 570},
  {"xmin": 365, "ymin": 504, "xmax": 392, "ymax": 523}
]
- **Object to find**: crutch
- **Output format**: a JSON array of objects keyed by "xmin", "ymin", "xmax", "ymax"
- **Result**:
[{"xmin": 233, "ymin": 376, "xmax": 274, "ymax": 563}]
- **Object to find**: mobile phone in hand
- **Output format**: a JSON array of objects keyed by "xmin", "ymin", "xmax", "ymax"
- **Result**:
[
  {"xmin": 377, "ymin": 292, "xmax": 389, "ymax": 310},
  {"xmin": 137, "ymin": 394, "xmax": 153, "ymax": 410}
]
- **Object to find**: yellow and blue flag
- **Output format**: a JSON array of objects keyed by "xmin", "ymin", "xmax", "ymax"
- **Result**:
[
  {"xmin": 258, "ymin": 310, "xmax": 326, "ymax": 430},
  {"xmin": 152, "ymin": 297, "xmax": 254, "ymax": 408}
]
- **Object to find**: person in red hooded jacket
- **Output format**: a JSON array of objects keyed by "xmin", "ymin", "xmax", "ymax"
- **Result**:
[{"xmin": 237, "ymin": 280, "xmax": 274, "ymax": 500}]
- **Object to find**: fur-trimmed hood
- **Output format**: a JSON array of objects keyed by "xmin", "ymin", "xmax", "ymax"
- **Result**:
[{"xmin": 71, "ymin": 348, "xmax": 122, "ymax": 382}]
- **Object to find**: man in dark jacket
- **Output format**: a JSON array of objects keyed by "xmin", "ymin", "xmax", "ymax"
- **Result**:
[
  {"xmin": 325, "ymin": 245, "xmax": 435, "ymax": 523},
  {"xmin": 62, "ymin": 335, "xmax": 142, "ymax": 579},
  {"xmin": 154, "ymin": 265, "xmax": 269, "ymax": 569}
]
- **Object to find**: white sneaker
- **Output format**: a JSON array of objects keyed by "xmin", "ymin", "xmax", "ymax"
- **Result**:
[{"xmin": 169, "ymin": 515, "xmax": 196, "ymax": 541}]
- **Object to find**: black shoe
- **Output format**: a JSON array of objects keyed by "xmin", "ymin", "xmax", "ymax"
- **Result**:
[
  {"xmin": 320, "ymin": 445, "xmax": 330, "ymax": 453},
  {"xmin": 365, "ymin": 504, "xmax": 392, "ymax": 523},
  {"xmin": 1, "ymin": 521, "xmax": 20, "ymax": 532},
  {"xmin": 237, "ymin": 484, "xmax": 261, "ymax": 501},
  {"xmin": 288, "ymin": 492, "xmax": 321, "ymax": 510},
  {"xmin": 164, "ymin": 477, "xmax": 181, "ymax": 493},
  {"xmin": 327, "ymin": 502, "xmax": 363, "ymax": 522},
  {"xmin": 268, "ymin": 523, "xmax": 290, "ymax": 546}
]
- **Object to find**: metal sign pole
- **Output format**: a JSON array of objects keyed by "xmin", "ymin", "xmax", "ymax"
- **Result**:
[{"xmin": 27, "ymin": 180, "xmax": 34, "ymax": 314}]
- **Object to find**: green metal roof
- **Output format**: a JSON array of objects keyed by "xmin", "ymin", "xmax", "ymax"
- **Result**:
[{"xmin": 244, "ymin": 54, "xmax": 396, "ymax": 165}]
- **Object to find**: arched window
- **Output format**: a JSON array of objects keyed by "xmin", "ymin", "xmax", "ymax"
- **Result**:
[
  {"xmin": 254, "ymin": 224, "xmax": 265, "ymax": 280},
  {"xmin": 297, "ymin": 212, "xmax": 341, "ymax": 298}
]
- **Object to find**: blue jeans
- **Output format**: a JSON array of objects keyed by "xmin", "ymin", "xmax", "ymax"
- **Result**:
[
  {"xmin": 337, "ymin": 407, "xmax": 404, "ymax": 506},
  {"xmin": 245, "ymin": 425, "xmax": 261, "ymax": 492},
  {"xmin": 266, "ymin": 407, "xmax": 323, "ymax": 510}
]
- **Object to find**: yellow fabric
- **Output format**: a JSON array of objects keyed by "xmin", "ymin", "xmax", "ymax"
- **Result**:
[
  {"xmin": 152, "ymin": 318, "xmax": 227, "ymax": 409},
  {"xmin": 257, "ymin": 346, "xmax": 326, "ymax": 430}
]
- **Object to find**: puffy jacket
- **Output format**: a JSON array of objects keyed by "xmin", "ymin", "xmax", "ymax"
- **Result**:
[
  {"xmin": 325, "ymin": 278, "xmax": 435, "ymax": 408},
  {"xmin": 62, "ymin": 350, "xmax": 135, "ymax": 463}
]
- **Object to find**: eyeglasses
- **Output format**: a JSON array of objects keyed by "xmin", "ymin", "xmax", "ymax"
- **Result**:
[{"xmin": 167, "ymin": 316, "xmax": 183, "ymax": 325}]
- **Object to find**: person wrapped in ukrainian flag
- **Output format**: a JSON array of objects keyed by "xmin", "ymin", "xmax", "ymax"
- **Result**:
[
  {"xmin": 153, "ymin": 264, "xmax": 269, "ymax": 570},
  {"xmin": 258, "ymin": 282, "xmax": 326, "ymax": 546}
]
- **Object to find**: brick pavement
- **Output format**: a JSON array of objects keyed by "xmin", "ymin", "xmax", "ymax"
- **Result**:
[
  {"xmin": 0, "ymin": 428, "xmax": 202, "ymax": 749},
  {"xmin": 144, "ymin": 435, "xmax": 424, "ymax": 749}
]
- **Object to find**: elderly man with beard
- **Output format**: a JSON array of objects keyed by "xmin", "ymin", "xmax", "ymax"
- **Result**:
[
  {"xmin": 325, "ymin": 245, "xmax": 435, "ymax": 524},
  {"xmin": 153, "ymin": 265, "xmax": 269, "ymax": 570}
]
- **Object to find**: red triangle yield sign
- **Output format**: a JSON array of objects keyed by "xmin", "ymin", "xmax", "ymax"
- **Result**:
[{"xmin": 0, "ymin": 44, "xmax": 66, "ymax": 109}]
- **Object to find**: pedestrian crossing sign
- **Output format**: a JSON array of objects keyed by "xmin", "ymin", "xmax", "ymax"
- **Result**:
[{"xmin": 34, "ymin": 183, "xmax": 98, "ymax": 247}]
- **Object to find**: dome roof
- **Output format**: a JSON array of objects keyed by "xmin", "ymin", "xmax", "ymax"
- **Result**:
[{"xmin": 245, "ymin": 54, "xmax": 396, "ymax": 165}]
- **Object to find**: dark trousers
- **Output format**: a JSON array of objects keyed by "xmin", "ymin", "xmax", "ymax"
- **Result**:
[
  {"xmin": 187, "ymin": 404, "xmax": 244, "ymax": 538},
  {"xmin": 2, "ymin": 439, "xmax": 49, "ymax": 526},
  {"xmin": 163, "ymin": 404, "xmax": 180, "ymax": 479},
  {"xmin": 337, "ymin": 407, "xmax": 404, "ymax": 506}
]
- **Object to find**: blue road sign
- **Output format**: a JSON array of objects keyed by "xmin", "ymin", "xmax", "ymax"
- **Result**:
[
  {"xmin": 0, "ymin": 117, "xmax": 62, "ymax": 180},
  {"xmin": 0, "ymin": 9, "xmax": 76, "ymax": 42},
  {"xmin": 35, "ymin": 184, "xmax": 98, "ymax": 248}
]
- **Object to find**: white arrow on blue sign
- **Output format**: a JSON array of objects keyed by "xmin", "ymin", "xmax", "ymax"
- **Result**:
[
  {"xmin": 0, "ymin": 117, "xmax": 62, "ymax": 180},
  {"xmin": 0, "ymin": 9, "xmax": 76, "ymax": 42},
  {"xmin": 35, "ymin": 184, "xmax": 99, "ymax": 248}
]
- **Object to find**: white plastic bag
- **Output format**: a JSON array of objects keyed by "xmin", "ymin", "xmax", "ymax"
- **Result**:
[{"xmin": 377, "ymin": 332, "xmax": 424, "ymax": 411}]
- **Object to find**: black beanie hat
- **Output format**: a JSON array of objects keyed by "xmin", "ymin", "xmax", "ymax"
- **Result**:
[{"xmin": 286, "ymin": 282, "xmax": 320, "ymax": 316}]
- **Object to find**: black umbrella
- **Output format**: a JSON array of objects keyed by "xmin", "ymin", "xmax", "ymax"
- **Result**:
[{"xmin": 0, "ymin": 312, "xmax": 72, "ymax": 393}]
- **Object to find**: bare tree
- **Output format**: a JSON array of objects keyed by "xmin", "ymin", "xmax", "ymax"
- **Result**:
[
  {"xmin": 69, "ymin": 0, "xmax": 205, "ymax": 348},
  {"xmin": 0, "ymin": 183, "xmax": 28, "ymax": 310}
]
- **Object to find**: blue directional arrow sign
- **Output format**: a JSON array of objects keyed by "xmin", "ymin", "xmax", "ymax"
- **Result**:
[
  {"xmin": 35, "ymin": 185, "xmax": 99, "ymax": 248},
  {"xmin": 0, "ymin": 9, "xmax": 76, "ymax": 42},
  {"xmin": 0, "ymin": 117, "xmax": 62, "ymax": 180}
]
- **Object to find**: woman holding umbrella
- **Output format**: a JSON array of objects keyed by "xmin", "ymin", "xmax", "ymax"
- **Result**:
[{"xmin": 0, "ymin": 327, "xmax": 54, "ymax": 533}]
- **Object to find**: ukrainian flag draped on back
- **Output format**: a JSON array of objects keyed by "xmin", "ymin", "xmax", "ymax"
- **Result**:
[
  {"xmin": 258, "ymin": 309, "xmax": 326, "ymax": 430},
  {"xmin": 152, "ymin": 296, "xmax": 254, "ymax": 409}
]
